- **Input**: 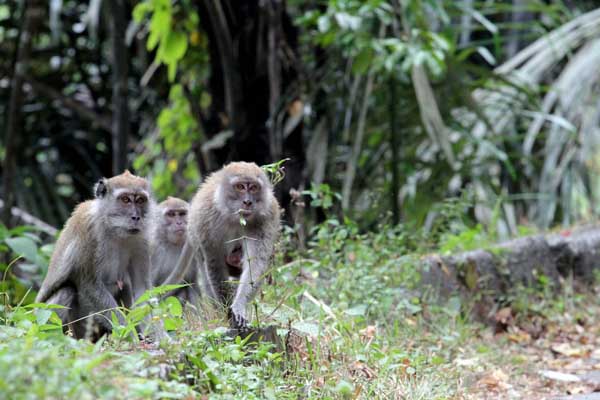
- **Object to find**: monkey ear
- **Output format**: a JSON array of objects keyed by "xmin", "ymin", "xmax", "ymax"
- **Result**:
[{"xmin": 94, "ymin": 178, "xmax": 108, "ymax": 199}]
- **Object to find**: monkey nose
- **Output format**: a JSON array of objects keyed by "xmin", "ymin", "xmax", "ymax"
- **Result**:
[
  {"xmin": 131, "ymin": 215, "xmax": 141, "ymax": 222},
  {"xmin": 242, "ymin": 200, "xmax": 252, "ymax": 207}
]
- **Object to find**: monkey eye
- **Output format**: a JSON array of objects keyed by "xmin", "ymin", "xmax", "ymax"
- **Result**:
[
  {"xmin": 167, "ymin": 210, "xmax": 176, "ymax": 217},
  {"xmin": 120, "ymin": 196, "xmax": 131, "ymax": 204},
  {"xmin": 234, "ymin": 183, "xmax": 245, "ymax": 192},
  {"xmin": 248, "ymin": 184, "xmax": 260, "ymax": 194},
  {"xmin": 135, "ymin": 197, "xmax": 146, "ymax": 205}
]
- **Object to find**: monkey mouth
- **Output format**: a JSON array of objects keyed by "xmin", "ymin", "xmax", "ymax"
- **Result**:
[
  {"xmin": 127, "ymin": 228, "xmax": 141, "ymax": 234},
  {"xmin": 238, "ymin": 209, "xmax": 253, "ymax": 217}
]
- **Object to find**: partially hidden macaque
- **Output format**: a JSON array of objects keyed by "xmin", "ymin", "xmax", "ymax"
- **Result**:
[
  {"xmin": 150, "ymin": 197, "xmax": 200, "ymax": 306},
  {"xmin": 36, "ymin": 171, "xmax": 155, "ymax": 340},
  {"xmin": 162, "ymin": 162, "xmax": 281, "ymax": 329}
]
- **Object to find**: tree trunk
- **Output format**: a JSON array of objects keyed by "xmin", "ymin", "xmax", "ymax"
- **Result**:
[
  {"xmin": 388, "ymin": 77, "xmax": 400, "ymax": 225},
  {"xmin": 191, "ymin": 0, "xmax": 305, "ymax": 213},
  {"xmin": 106, "ymin": 0, "xmax": 130, "ymax": 174},
  {"xmin": 2, "ymin": 0, "xmax": 44, "ymax": 227}
]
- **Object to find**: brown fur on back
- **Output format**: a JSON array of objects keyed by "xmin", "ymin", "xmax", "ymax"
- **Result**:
[{"xmin": 36, "ymin": 201, "xmax": 96, "ymax": 302}]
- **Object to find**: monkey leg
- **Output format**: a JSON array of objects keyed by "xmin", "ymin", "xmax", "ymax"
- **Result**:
[
  {"xmin": 45, "ymin": 287, "xmax": 108, "ymax": 341},
  {"xmin": 180, "ymin": 286, "xmax": 200, "ymax": 307},
  {"xmin": 202, "ymin": 256, "xmax": 230, "ymax": 304},
  {"xmin": 74, "ymin": 281, "xmax": 124, "ymax": 341},
  {"xmin": 44, "ymin": 286, "xmax": 76, "ymax": 332}
]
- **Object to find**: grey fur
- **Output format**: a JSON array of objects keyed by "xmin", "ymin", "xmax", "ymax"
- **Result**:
[
  {"xmin": 36, "ymin": 172, "xmax": 154, "ymax": 340},
  {"xmin": 162, "ymin": 162, "xmax": 280, "ymax": 329}
]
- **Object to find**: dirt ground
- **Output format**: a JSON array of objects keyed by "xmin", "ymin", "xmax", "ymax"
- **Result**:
[{"xmin": 464, "ymin": 297, "xmax": 600, "ymax": 399}]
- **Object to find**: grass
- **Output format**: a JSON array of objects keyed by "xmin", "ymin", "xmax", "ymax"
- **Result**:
[{"xmin": 0, "ymin": 217, "xmax": 598, "ymax": 399}]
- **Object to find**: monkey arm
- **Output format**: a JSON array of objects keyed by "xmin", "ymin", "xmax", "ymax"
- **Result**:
[
  {"xmin": 35, "ymin": 242, "xmax": 78, "ymax": 303},
  {"xmin": 229, "ymin": 237, "xmax": 273, "ymax": 328}
]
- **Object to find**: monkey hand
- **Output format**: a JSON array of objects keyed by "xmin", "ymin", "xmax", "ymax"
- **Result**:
[{"xmin": 227, "ymin": 306, "xmax": 248, "ymax": 331}]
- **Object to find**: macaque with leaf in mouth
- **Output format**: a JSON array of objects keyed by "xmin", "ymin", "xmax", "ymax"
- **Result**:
[{"xmin": 161, "ymin": 162, "xmax": 281, "ymax": 329}]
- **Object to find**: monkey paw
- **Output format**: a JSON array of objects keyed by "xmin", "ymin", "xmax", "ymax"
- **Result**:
[{"xmin": 227, "ymin": 307, "xmax": 248, "ymax": 331}]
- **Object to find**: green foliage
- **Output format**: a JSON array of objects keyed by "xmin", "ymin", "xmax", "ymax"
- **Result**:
[
  {"xmin": 2, "ymin": 214, "xmax": 579, "ymax": 399},
  {"xmin": 297, "ymin": 0, "xmax": 452, "ymax": 78},
  {"xmin": 0, "ymin": 215, "xmax": 488, "ymax": 398},
  {"xmin": 0, "ymin": 316, "xmax": 195, "ymax": 399},
  {"xmin": 134, "ymin": 0, "xmax": 198, "ymax": 81},
  {"xmin": 0, "ymin": 224, "xmax": 51, "ymax": 306},
  {"xmin": 134, "ymin": 84, "xmax": 201, "ymax": 199},
  {"xmin": 303, "ymin": 183, "xmax": 342, "ymax": 211},
  {"xmin": 261, "ymin": 158, "xmax": 290, "ymax": 186}
]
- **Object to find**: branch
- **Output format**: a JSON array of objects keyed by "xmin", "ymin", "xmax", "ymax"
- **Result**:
[
  {"xmin": 106, "ymin": 0, "xmax": 130, "ymax": 174},
  {"xmin": 0, "ymin": 199, "xmax": 58, "ymax": 236},
  {"xmin": 266, "ymin": 1, "xmax": 282, "ymax": 160},
  {"xmin": 2, "ymin": 0, "xmax": 44, "ymax": 226},
  {"xmin": 23, "ymin": 74, "xmax": 112, "ymax": 132},
  {"xmin": 202, "ymin": 0, "xmax": 243, "ymax": 129},
  {"xmin": 341, "ymin": 66, "xmax": 376, "ymax": 211}
]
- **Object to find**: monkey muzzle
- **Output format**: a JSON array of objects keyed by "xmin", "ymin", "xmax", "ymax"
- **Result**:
[
  {"xmin": 238, "ymin": 208, "xmax": 253, "ymax": 217},
  {"xmin": 173, "ymin": 227, "xmax": 186, "ymax": 235},
  {"xmin": 127, "ymin": 228, "xmax": 141, "ymax": 234}
]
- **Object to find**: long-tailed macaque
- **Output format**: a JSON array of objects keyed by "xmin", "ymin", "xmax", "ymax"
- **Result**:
[
  {"xmin": 36, "ymin": 171, "xmax": 154, "ymax": 340},
  {"xmin": 150, "ymin": 197, "xmax": 200, "ymax": 305},
  {"xmin": 162, "ymin": 162, "xmax": 281, "ymax": 329}
]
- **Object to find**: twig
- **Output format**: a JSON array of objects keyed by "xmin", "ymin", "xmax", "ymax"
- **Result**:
[
  {"xmin": 341, "ymin": 61, "xmax": 376, "ymax": 210},
  {"xmin": 0, "ymin": 198, "xmax": 58, "ymax": 236}
]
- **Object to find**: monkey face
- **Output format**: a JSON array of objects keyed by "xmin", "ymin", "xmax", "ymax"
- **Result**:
[
  {"xmin": 164, "ymin": 208, "xmax": 187, "ymax": 245},
  {"xmin": 226, "ymin": 177, "xmax": 266, "ymax": 220},
  {"xmin": 105, "ymin": 189, "xmax": 150, "ymax": 236},
  {"xmin": 94, "ymin": 171, "xmax": 152, "ymax": 237}
]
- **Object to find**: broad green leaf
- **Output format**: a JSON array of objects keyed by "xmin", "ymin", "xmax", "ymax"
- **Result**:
[
  {"xmin": 164, "ymin": 296, "xmax": 183, "ymax": 317},
  {"xmin": 292, "ymin": 321, "xmax": 320, "ymax": 337},
  {"xmin": 162, "ymin": 30, "xmax": 188, "ymax": 62},
  {"xmin": 334, "ymin": 380, "xmax": 354, "ymax": 396},
  {"xmin": 5, "ymin": 237, "xmax": 38, "ymax": 263},
  {"xmin": 164, "ymin": 317, "xmax": 182, "ymax": 331},
  {"xmin": 317, "ymin": 15, "xmax": 330, "ymax": 33},
  {"xmin": 132, "ymin": 2, "xmax": 152, "ymax": 23},
  {"xmin": 168, "ymin": 61, "xmax": 177, "ymax": 82},
  {"xmin": 133, "ymin": 283, "xmax": 186, "ymax": 306},
  {"xmin": 353, "ymin": 47, "xmax": 373, "ymax": 75},
  {"xmin": 344, "ymin": 304, "xmax": 367, "ymax": 316},
  {"xmin": 34, "ymin": 308, "xmax": 53, "ymax": 325},
  {"xmin": 334, "ymin": 12, "xmax": 361, "ymax": 30}
]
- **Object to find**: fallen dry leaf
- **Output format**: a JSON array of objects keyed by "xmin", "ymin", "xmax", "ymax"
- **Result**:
[
  {"xmin": 478, "ymin": 369, "xmax": 511, "ymax": 390},
  {"xmin": 350, "ymin": 360, "xmax": 377, "ymax": 379},
  {"xmin": 360, "ymin": 325, "xmax": 376, "ymax": 340},
  {"xmin": 495, "ymin": 307, "xmax": 513, "ymax": 325},
  {"xmin": 552, "ymin": 343, "xmax": 588, "ymax": 357},
  {"xmin": 507, "ymin": 327, "xmax": 532, "ymax": 343},
  {"xmin": 565, "ymin": 385, "xmax": 588, "ymax": 394}
]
